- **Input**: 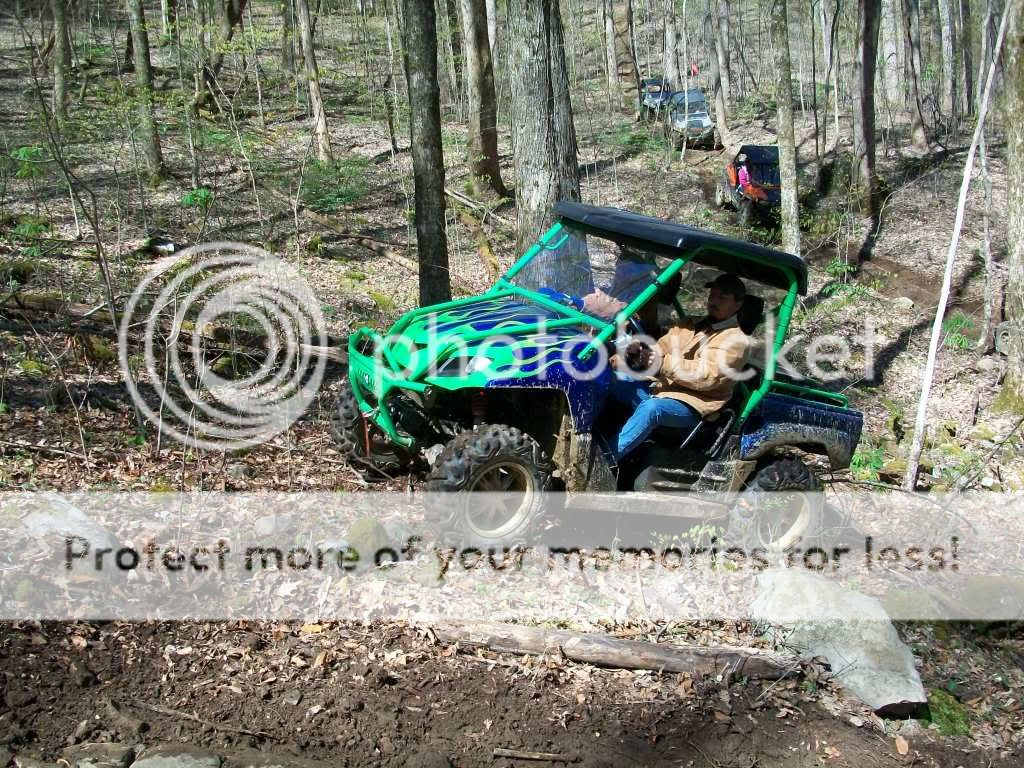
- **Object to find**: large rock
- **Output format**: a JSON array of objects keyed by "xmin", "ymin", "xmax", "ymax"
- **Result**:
[
  {"xmin": 130, "ymin": 746, "xmax": 222, "ymax": 768},
  {"xmin": 751, "ymin": 569, "xmax": 926, "ymax": 717},
  {"xmin": 22, "ymin": 494, "xmax": 120, "ymax": 550},
  {"xmin": 64, "ymin": 743, "xmax": 136, "ymax": 768}
]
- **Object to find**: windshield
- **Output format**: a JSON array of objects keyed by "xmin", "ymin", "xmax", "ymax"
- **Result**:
[
  {"xmin": 669, "ymin": 90, "xmax": 706, "ymax": 112},
  {"xmin": 508, "ymin": 225, "xmax": 666, "ymax": 322}
]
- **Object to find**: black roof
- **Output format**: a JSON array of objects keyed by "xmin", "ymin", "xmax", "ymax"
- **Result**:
[
  {"xmin": 737, "ymin": 144, "xmax": 779, "ymax": 164},
  {"xmin": 553, "ymin": 201, "xmax": 808, "ymax": 294}
]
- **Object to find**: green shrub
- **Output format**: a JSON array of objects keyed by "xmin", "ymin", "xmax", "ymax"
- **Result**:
[
  {"xmin": 942, "ymin": 312, "xmax": 974, "ymax": 351},
  {"xmin": 180, "ymin": 187, "xmax": 214, "ymax": 210},
  {"xmin": 300, "ymin": 158, "xmax": 371, "ymax": 213}
]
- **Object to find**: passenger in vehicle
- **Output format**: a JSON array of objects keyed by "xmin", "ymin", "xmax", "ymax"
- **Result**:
[
  {"xmin": 736, "ymin": 154, "xmax": 751, "ymax": 190},
  {"xmin": 608, "ymin": 274, "xmax": 751, "ymax": 462}
]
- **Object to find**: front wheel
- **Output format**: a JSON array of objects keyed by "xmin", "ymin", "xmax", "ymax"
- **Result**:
[
  {"xmin": 725, "ymin": 458, "xmax": 828, "ymax": 553},
  {"xmin": 425, "ymin": 424, "xmax": 553, "ymax": 549},
  {"xmin": 329, "ymin": 380, "xmax": 408, "ymax": 473}
]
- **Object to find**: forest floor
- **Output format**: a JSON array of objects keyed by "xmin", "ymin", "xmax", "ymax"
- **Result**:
[{"xmin": 1, "ymin": 7, "xmax": 1024, "ymax": 767}]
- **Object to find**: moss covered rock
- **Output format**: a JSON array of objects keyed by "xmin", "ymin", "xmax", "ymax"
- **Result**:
[{"xmin": 926, "ymin": 689, "xmax": 970, "ymax": 736}]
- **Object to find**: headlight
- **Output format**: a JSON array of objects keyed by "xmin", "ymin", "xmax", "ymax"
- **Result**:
[
  {"xmin": 466, "ymin": 355, "xmax": 493, "ymax": 374},
  {"xmin": 436, "ymin": 355, "xmax": 493, "ymax": 377}
]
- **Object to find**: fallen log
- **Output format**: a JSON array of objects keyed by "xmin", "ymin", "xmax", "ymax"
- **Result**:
[
  {"xmin": 1, "ymin": 291, "xmax": 347, "ymax": 364},
  {"xmin": 430, "ymin": 620, "xmax": 793, "ymax": 681},
  {"xmin": 456, "ymin": 209, "xmax": 500, "ymax": 281}
]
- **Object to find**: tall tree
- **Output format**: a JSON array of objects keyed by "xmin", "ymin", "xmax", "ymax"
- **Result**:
[
  {"xmin": 460, "ymin": 0, "xmax": 508, "ymax": 197},
  {"xmin": 126, "ymin": 0, "xmax": 167, "ymax": 182},
  {"xmin": 193, "ymin": 0, "xmax": 248, "ymax": 112},
  {"xmin": 961, "ymin": 0, "xmax": 975, "ymax": 113},
  {"xmin": 772, "ymin": 0, "xmax": 800, "ymax": 255},
  {"xmin": 902, "ymin": 0, "xmax": 930, "ymax": 146},
  {"xmin": 938, "ymin": 0, "xmax": 959, "ymax": 119},
  {"xmin": 715, "ymin": 0, "xmax": 733, "ymax": 101},
  {"xmin": 602, "ymin": 0, "xmax": 620, "ymax": 103},
  {"xmin": 403, "ymin": 0, "xmax": 452, "ymax": 304},
  {"xmin": 1004, "ymin": 0, "xmax": 1024, "ymax": 407},
  {"xmin": 664, "ymin": 0, "xmax": 680, "ymax": 88},
  {"xmin": 507, "ymin": 0, "xmax": 582, "ymax": 256},
  {"xmin": 612, "ymin": 0, "xmax": 640, "ymax": 114},
  {"xmin": 486, "ymin": 0, "xmax": 498, "ymax": 55},
  {"xmin": 51, "ymin": 0, "xmax": 69, "ymax": 121},
  {"xmin": 280, "ymin": 0, "xmax": 296, "ymax": 75},
  {"xmin": 851, "ymin": 0, "xmax": 881, "ymax": 212},
  {"xmin": 705, "ymin": 12, "xmax": 730, "ymax": 138},
  {"xmin": 295, "ymin": 0, "xmax": 331, "ymax": 161}
]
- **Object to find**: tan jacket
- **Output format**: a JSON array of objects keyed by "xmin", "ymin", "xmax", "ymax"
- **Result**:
[{"xmin": 650, "ymin": 316, "xmax": 751, "ymax": 416}]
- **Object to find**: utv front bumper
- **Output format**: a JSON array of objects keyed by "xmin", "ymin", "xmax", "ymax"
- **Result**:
[{"xmin": 347, "ymin": 327, "xmax": 426, "ymax": 448}]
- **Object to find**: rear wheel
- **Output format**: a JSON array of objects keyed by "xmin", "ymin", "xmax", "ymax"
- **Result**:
[
  {"xmin": 737, "ymin": 198, "xmax": 755, "ymax": 227},
  {"xmin": 713, "ymin": 184, "xmax": 725, "ymax": 207},
  {"xmin": 329, "ymin": 380, "xmax": 408, "ymax": 473},
  {"xmin": 425, "ymin": 424, "xmax": 553, "ymax": 549},
  {"xmin": 725, "ymin": 458, "xmax": 829, "ymax": 553}
]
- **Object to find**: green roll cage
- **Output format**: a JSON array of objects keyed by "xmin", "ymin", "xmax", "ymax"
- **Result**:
[{"xmin": 348, "ymin": 220, "xmax": 848, "ymax": 448}]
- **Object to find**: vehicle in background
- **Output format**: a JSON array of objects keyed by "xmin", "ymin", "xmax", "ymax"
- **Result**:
[
  {"xmin": 665, "ymin": 88, "xmax": 718, "ymax": 149},
  {"xmin": 715, "ymin": 144, "xmax": 782, "ymax": 227},
  {"xmin": 638, "ymin": 77, "xmax": 674, "ymax": 119}
]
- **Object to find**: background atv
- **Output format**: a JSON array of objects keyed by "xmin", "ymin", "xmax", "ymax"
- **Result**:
[
  {"xmin": 715, "ymin": 144, "xmax": 782, "ymax": 227},
  {"xmin": 664, "ymin": 88, "xmax": 719, "ymax": 149},
  {"xmin": 333, "ymin": 202, "xmax": 862, "ymax": 552}
]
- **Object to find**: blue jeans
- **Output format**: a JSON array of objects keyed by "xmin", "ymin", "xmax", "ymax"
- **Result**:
[{"xmin": 610, "ymin": 375, "xmax": 701, "ymax": 461}]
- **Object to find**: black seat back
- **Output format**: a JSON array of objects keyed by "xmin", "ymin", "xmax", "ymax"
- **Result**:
[{"xmin": 737, "ymin": 295, "xmax": 765, "ymax": 335}]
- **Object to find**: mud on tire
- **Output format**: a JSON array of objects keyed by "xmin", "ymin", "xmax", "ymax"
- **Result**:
[
  {"xmin": 329, "ymin": 379, "xmax": 407, "ymax": 473},
  {"xmin": 425, "ymin": 424, "xmax": 553, "ymax": 549},
  {"xmin": 725, "ymin": 458, "xmax": 829, "ymax": 554}
]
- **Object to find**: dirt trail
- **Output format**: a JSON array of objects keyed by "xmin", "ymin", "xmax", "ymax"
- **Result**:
[{"xmin": 1, "ymin": 623, "xmax": 1017, "ymax": 768}]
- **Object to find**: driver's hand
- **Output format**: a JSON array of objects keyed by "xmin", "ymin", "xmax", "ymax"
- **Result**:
[{"xmin": 625, "ymin": 341, "xmax": 655, "ymax": 372}]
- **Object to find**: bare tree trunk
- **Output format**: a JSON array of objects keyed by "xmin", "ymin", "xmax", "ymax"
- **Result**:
[
  {"xmin": 961, "ymin": 0, "xmax": 975, "ymax": 113},
  {"xmin": 902, "ymin": 0, "xmax": 930, "ymax": 146},
  {"xmin": 664, "ymin": 0, "xmax": 680, "ymax": 88},
  {"xmin": 603, "ymin": 0, "xmax": 620, "ymax": 102},
  {"xmin": 773, "ymin": 0, "xmax": 800, "ymax": 255},
  {"xmin": 51, "ymin": 0, "xmax": 69, "ymax": 121},
  {"xmin": 403, "ymin": 0, "xmax": 452, "ymax": 304},
  {"xmin": 713, "ymin": 0, "xmax": 732, "ymax": 104},
  {"xmin": 486, "ymin": 0, "xmax": 497, "ymax": 54},
  {"xmin": 549, "ymin": 0, "xmax": 579, "ymax": 197},
  {"xmin": 938, "ymin": 0, "xmax": 958, "ymax": 120},
  {"xmin": 1002, "ymin": 0, "xmax": 1024, "ymax": 408},
  {"xmin": 460, "ymin": 0, "xmax": 508, "ymax": 197},
  {"xmin": 281, "ymin": 0, "xmax": 296, "ymax": 74},
  {"xmin": 706, "ymin": 12, "xmax": 729, "ymax": 136},
  {"xmin": 881, "ymin": 0, "xmax": 901, "ymax": 112},
  {"xmin": 904, "ymin": 1, "xmax": 1010, "ymax": 489},
  {"xmin": 295, "ymin": 0, "xmax": 331, "ymax": 161},
  {"xmin": 612, "ymin": 0, "xmax": 640, "ymax": 115},
  {"xmin": 507, "ymin": 0, "xmax": 581, "ymax": 255},
  {"xmin": 851, "ymin": 0, "xmax": 881, "ymax": 212},
  {"xmin": 127, "ymin": 0, "xmax": 167, "ymax": 183},
  {"xmin": 193, "ymin": 0, "xmax": 248, "ymax": 112}
]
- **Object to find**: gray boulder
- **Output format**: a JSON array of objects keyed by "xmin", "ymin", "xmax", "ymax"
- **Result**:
[
  {"xmin": 64, "ymin": 743, "xmax": 136, "ymax": 768},
  {"xmin": 751, "ymin": 568, "xmax": 926, "ymax": 717},
  {"xmin": 23, "ymin": 494, "xmax": 120, "ymax": 550},
  {"xmin": 130, "ymin": 746, "xmax": 222, "ymax": 768}
]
